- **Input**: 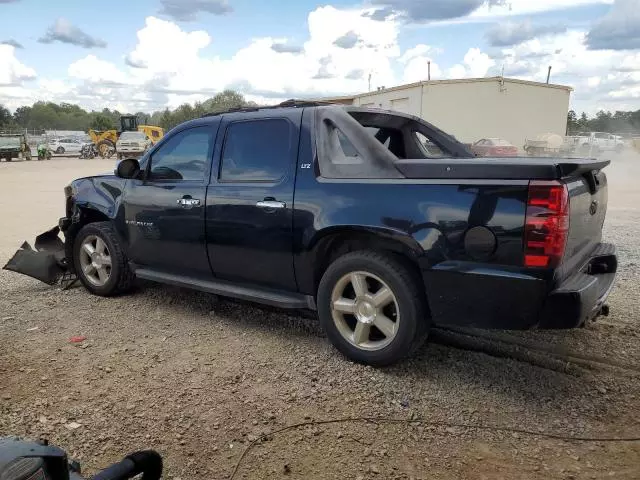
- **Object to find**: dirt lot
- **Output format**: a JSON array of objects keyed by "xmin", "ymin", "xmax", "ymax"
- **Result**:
[{"xmin": 1, "ymin": 155, "xmax": 639, "ymax": 479}]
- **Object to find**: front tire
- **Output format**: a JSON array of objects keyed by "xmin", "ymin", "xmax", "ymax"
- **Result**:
[
  {"xmin": 56, "ymin": 147, "xmax": 65, "ymax": 154},
  {"xmin": 97, "ymin": 140, "xmax": 116, "ymax": 158},
  {"xmin": 73, "ymin": 222, "xmax": 134, "ymax": 296},
  {"xmin": 317, "ymin": 251, "xmax": 429, "ymax": 366}
]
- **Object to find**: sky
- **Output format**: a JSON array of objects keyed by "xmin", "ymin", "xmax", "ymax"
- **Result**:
[{"xmin": 0, "ymin": 0, "xmax": 639, "ymax": 115}]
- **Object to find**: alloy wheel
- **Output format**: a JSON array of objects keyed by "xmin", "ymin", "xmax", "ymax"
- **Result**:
[
  {"xmin": 330, "ymin": 271, "xmax": 399, "ymax": 351},
  {"xmin": 79, "ymin": 235, "xmax": 112, "ymax": 287}
]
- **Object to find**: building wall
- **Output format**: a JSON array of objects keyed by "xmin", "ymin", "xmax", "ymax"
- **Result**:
[
  {"xmin": 353, "ymin": 85, "xmax": 423, "ymax": 117},
  {"xmin": 350, "ymin": 79, "xmax": 571, "ymax": 151}
]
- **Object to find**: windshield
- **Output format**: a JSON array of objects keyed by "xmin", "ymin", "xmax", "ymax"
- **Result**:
[
  {"xmin": 119, "ymin": 132, "xmax": 146, "ymax": 141},
  {"xmin": 0, "ymin": 136, "xmax": 21, "ymax": 147}
]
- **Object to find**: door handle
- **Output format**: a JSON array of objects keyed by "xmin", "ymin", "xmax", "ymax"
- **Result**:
[
  {"xmin": 256, "ymin": 200, "xmax": 286, "ymax": 209},
  {"xmin": 177, "ymin": 197, "xmax": 201, "ymax": 208}
]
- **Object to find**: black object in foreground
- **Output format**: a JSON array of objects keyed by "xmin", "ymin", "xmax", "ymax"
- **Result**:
[{"xmin": 0, "ymin": 436, "xmax": 162, "ymax": 480}]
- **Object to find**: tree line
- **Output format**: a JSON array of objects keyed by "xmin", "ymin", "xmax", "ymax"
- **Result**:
[
  {"xmin": 3, "ymin": 93, "xmax": 639, "ymax": 137},
  {"xmin": 0, "ymin": 90, "xmax": 254, "ymax": 133},
  {"xmin": 567, "ymin": 109, "xmax": 640, "ymax": 136}
]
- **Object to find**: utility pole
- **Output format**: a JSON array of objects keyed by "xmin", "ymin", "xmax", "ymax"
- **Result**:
[{"xmin": 368, "ymin": 73, "xmax": 372, "ymax": 92}]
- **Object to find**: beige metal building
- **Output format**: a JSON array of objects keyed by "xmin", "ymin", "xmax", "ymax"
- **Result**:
[{"xmin": 322, "ymin": 77, "xmax": 572, "ymax": 151}]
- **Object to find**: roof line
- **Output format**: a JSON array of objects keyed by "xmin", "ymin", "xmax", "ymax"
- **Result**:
[{"xmin": 319, "ymin": 76, "xmax": 573, "ymax": 102}]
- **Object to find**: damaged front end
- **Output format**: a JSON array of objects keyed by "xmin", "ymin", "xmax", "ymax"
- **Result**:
[{"xmin": 2, "ymin": 226, "xmax": 77, "ymax": 288}]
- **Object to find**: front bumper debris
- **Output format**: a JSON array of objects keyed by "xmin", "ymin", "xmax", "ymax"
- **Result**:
[{"xmin": 2, "ymin": 226, "xmax": 77, "ymax": 287}]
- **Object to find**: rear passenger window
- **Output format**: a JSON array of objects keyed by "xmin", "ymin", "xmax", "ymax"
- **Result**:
[{"xmin": 220, "ymin": 119, "xmax": 291, "ymax": 182}]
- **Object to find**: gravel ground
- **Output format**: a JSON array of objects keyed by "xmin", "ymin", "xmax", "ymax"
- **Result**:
[{"xmin": 1, "ymin": 155, "xmax": 639, "ymax": 479}]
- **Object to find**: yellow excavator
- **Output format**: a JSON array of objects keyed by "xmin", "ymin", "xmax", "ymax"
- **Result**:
[{"xmin": 88, "ymin": 115, "xmax": 164, "ymax": 158}]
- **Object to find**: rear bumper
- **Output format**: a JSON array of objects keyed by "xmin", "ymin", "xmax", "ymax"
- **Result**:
[
  {"xmin": 538, "ymin": 243, "xmax": 617, "ymax": 328},
  {"xmin": 424, "ymin": 242, "xmax": 617, "ymax": 330}
]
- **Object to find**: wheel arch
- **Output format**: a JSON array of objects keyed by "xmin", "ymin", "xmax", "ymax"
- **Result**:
[
  {"xmin": 64, "ymin": 207, "xmax": 114, "ymax": 271},
  {"xmin": 305, "ymin": 226, "xmax": 425, "ymax": 296}
]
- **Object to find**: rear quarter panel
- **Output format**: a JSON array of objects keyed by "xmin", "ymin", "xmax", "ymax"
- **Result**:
[{"xmin": 292, "ymin": 173, "xmax": 530, "ymax": 294}]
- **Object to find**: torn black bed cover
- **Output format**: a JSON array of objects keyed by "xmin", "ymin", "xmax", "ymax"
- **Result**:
[{"xmin": 2, "ymin": 226, "xmax": 68, "ymax": 285}]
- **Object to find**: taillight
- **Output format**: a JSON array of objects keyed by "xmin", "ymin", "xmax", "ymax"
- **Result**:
[{"xmin": 524, "ymin": 180, "xmax": 569, "ymax": 268}]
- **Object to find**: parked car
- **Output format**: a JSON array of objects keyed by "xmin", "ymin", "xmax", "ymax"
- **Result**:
[
  {"xmin": 48, "ymin": 137, "xmax": 90, "ymax": 155},
  {"xmin": 0, "ymin": 133, "xmax": 31, "ymax": 161},
  {"xmin": 115, "ymin": 131, "xmax": 152, "ymax": 159},
  {"xmin": 565, "ymin": 132, "xmax": 625, "ymax": 154},
  {"xmin": 471, "ymin": 138, "xmax": 519, "ymax": 157},
  {"xmin": 7, "ymin": 103, "xmax": 617, "ymax": 366}
]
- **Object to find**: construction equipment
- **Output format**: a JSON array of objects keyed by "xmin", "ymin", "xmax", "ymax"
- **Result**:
[{"xmin": 88, "ymin": 115, "xmax": 164, "ymax": 158}]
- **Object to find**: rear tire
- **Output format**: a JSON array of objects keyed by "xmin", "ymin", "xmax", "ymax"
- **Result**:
[
  {"xmin": 56, "ymin": 147, "xmax": 65, "ymax": 154},
  {"xmin": 317, "ymin": 251, "xmax": 429, "ymax": 366},
  {"xmin": 73, "ymin": 222, "xmax": 135, "ymax": 296}
]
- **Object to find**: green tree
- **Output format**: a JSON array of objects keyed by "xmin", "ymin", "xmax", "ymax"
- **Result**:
[
  {"xmin": 578, "ymin": 112, "xmax": 589, "ymax": 131},
  {"xmin": 0, "ymin": 105, "xmax": 13, "ymax": 128},
  {"xmin": 90, "ymin": 114, "xmax": 114, "ymax": 131},
  {"xmin": 135, "ymin": 111, "xmax": 150, "ymax": 125},
  {"xmin": 566, "ymin": 110, "xmax": 579, "ymax": 135},
  {"xmin": 13, "ymin": 106, "xmax": 31, "ymax": 127},
  {"xmin": 203, "ymin": 90, "xmax": 247, "ymax": 114}
]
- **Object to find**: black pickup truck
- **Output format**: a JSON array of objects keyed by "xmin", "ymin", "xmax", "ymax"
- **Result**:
[{"xmin": 5, "ymin": 102, "xmax": 617, "ymax": 366}]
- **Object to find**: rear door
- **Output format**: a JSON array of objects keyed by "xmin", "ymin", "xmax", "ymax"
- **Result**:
[
  {"xmin": 123, "ymin": 123, "xmax": 217, "ymax": 277},
  {"xmin": 205, "ymin": 110, "xmax": 301, "ymax": 291}
]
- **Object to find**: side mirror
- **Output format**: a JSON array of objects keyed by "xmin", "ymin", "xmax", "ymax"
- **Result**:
[{"xmin": 115, "ymin": 158, "xmax": 141, "ymax": 179}]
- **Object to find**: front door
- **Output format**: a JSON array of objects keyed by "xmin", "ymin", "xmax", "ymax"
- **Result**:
[
  {"xmin": 205, "ymin": 111, "xmax": 301, "ymax": 291},
  {"xmin": 123, "ymin": 124, "xmax": 217, "ymax": 277}
]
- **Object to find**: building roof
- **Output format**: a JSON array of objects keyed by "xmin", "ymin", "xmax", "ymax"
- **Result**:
[{"xmin": 318, "ymin": 76, "xmax": 573, "ymax": 103}]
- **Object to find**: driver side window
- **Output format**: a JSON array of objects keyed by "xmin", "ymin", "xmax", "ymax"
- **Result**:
[{"xmin": 149, "ymin": 126, "xmax": 212, "ymax": 181}]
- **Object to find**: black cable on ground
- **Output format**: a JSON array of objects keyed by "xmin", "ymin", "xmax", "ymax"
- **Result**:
[{"xmin": 229, "ymin": 416, "xmax": 640, "ymax": 479}]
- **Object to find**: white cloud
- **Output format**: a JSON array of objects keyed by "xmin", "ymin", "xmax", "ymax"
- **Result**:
[
  {"xmin": 0, "ymin": 44, "xmax": 36, "ymax": 87},
  {"xmin": 68, "ymin": 55, "xmax": 129, "ymax": 85},
  {"xmin": 491, "ymin": 30, "xmax": 640, "ymax": 113},
  {"xmin": 2, "ymin": 2, "xmax": 637, "ymax": 117},
  {"xmin": 399, "ymin": 44, "xmax": 443, "ymax": 82},
  {"xmin": 126, "ymin": 17, "xmax": 211, "ymax": 76},
  {"xmin": 586, "ymin": 0, "xmax": 640, "ymax": 50},
  {"xmin": 369, "ymin": 0, "xmax": 612, "ymax": 23},
  {"xmin": 448, "ymin": 47, "xmax": 495, "ymax": 78},
  {"xmin": 118, "ymin": 9, "xmax": 401, "ymax": 106},
  {"xmin": 38, "ymin": 18, "xmax": 107, "ymax": 49},
  {"xmin": 403, "ymin": 56, "xmax": 443, "ymax": 82},
  {"xmin": 468, "ymin": 0, "xmax": 613, "ymax": 19},
  {"xmin": 399, "ymin": 44, "xmax": 442, "ymax": 63}
]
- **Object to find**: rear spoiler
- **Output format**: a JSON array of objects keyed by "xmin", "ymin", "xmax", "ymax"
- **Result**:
[
  {"xmin": 394, "ymin": 157, "xmax": 610, "ymax": 181},
  {"xmin": 557, "ymin": 159, "xmax": 610, "ymax": 178}
]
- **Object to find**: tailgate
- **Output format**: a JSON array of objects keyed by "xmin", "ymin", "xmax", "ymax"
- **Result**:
[{"xmin": 560, "ymin": 167, "xmax": 608, "ymax": 281}]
